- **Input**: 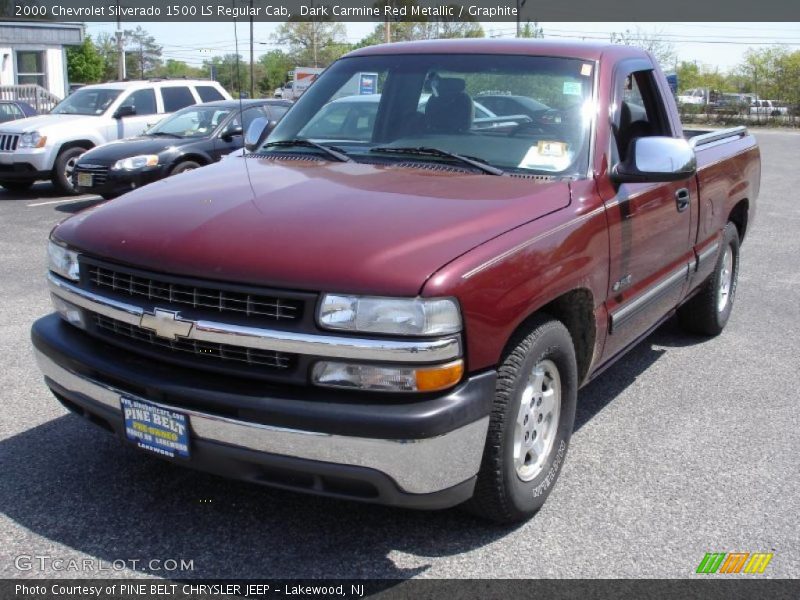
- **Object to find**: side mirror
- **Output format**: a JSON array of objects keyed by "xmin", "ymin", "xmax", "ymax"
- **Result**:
[
  {"xmin": 612, "ymin": 136, "xmax": 696, "ymax": 184},
  {"xmin": 221, "ymin": 125, "xmax": 243, "ymax": 141},
  {"xmin": 244, "ymin": 118, "xmax": 277, "ymax": 152},
  {"xmin": 114, "ymin": 105, "xmax": 136, "ymax": 119}
]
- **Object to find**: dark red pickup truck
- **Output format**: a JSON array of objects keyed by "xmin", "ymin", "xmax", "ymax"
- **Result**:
[{"xmin": 33, "ymin": 40, "xmax": 759, "ymax": 523}]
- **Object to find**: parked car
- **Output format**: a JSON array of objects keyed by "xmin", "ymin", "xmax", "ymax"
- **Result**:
[
  {"xmin": 34, "ymin": 40, "xmax": 758, "ymax": 523},
  {"xmin": 0, "ymin": 79, "xmax": 231, "ymax": 194},
  {"xmin": 749, "ymin": 99, "xmax": 788, "ymax": 117},
  {"xmin": 73, "ymin": 99, "xmax": 291, "ymax": 199},
  {"xmin": 0, "ymin": 101, "xmax": 37, "ymax": 124},
  {"xmin": 473, "ymin": 93, "xmax": 550, "ymax": 119}
]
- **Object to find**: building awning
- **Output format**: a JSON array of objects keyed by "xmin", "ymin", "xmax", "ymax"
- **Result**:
[{"xmin": 0, "ymin": 21, "xmax": 84, "ymax": 46}]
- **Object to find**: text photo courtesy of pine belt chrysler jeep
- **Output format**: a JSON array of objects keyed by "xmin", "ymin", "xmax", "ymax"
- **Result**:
[
  {"xmin": 0, "ymin": 79, "xmax": 231, "ymax": 194},
  {"xmin": 32, "ymin": 40, "xmax": 759, "ymax": 523}
]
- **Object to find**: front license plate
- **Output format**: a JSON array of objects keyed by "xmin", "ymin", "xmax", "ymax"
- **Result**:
[
  {"xmin": 77, "ymin": 172, "xmax": 92, "ymax": 187},
  {"xmin": 120, "ymin": 397, "xmax": 190, "ymax": 458}
]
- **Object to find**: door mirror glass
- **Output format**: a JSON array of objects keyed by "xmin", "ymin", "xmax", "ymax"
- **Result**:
[
  {"xmin": 222, "ymin": 125, "xmax": 243, "ymax": 140},
  {"xmin": 613, "ymin": 137, "xmax": 696, "ymax": 183},
  {"xmin": 244, "ymin": 117, "xmax": 270, "ymax": 151},
  {"xmin": 114, "ymin": 105, "xmax": 136, "ymax": 119}
]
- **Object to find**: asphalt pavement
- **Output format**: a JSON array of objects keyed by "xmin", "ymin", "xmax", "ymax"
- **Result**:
[{"xmin": 1, "ymin": 131, "xmax": 798, "ymax": 580}]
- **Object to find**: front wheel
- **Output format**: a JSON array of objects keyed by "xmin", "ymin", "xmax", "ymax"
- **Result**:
[
  {"xmin": 678, "ymin": 222, "xmax": 740, "ymax": 336},
  {"xmin": 52, "ymin": 146, "xmax": 88, "ymax": 195},
  {"xmin": 465, "ymin": 315, "xmax": 578, "ymax": 523},
  {"xmin": 0, "ymin": 180, "xmax": 34, "ymax": 193},
  {"xmin": 170, "ymin": 160, "xmax": 201, "ymax": 176}
]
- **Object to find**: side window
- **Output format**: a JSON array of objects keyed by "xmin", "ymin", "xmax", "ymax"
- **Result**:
[
  {"xmin": 119, "ymin": 88, "xmax": 157, "ymax": 116},
  {"xmin": 196, "ymin": 85, "xmax": 225, "ymax": 102},
  {"xmin": 614, "ymin": 70, "xmax": 671, "ymax": 160},
  {"xmin": 264, "ymin": 105, "xmax": 289, "ymax": 121},
  {"xmin": 240, "ymin": 107, "xmax": 266, "ymax": 132},
  {"xmin": 161, "ymin": 86, "xmax": 196, "ymax": 112}
]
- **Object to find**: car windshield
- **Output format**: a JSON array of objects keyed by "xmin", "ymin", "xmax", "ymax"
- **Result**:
[
  {"xmin": 267, "ymin": 53, "xmax": 595, "ymax": 176},
  {"xmin": 145, "ymin": 106, "xmax": 232, "ymax": 138},
  {"xmin": 51, "ymin": 88, "xmax": 122, "ymax": 115}
]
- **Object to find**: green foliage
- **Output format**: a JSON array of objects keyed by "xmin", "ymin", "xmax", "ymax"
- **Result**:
[
  {"xmin": 273, "ymin": 21, "xmax": 348, "ymax": 68},
  {"xmin": 66, "ymin": 36, "xmax": 105, "ymax": 84},
  {"xmin": 124, "ymin": 26, "xmax": 163, "ymax": 79}
]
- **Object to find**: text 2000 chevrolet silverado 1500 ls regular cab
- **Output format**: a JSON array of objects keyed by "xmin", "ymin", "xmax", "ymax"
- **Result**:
[{"xmin": 32, "ymin": 40, "xmax": 760, "ymax": 523}]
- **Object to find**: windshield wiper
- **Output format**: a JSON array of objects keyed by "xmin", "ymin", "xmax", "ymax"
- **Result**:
[
  {"xmin": 370, "ymin": 146, "xmax": 504, "ymax": 176},
  {"xmin": 262, "ymin": 139, "xmax": 350, "ymax": 162}
]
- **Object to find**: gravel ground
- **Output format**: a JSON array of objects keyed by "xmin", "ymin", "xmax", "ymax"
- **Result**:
[{"xmin": 0, "ymin": 130, "xmax": 798, "ymax": 580}]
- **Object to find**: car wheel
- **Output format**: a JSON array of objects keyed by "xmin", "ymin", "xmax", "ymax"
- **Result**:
[
  {"xmin": 465, "ymin": 315, "xmax": 578, "ymax": 523},
  {"xmin": 0, "ymin": 180, "xmax": 34, "ymax": 193},
  {"xmin": 100, "ymin": 193, "xmax": 119, "ymax": 201},
  {"xmin": 52, "ymin": 147, "xmax": 88, "ymax": 195},
  {"xmin": 678, "ymin": 222, "xmax": 740, "ymax": 336},
  {"xmin": 170, "ymin": 161, "xmax": 201, "ymax": 176}
]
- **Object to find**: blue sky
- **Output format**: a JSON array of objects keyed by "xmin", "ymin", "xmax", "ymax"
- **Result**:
[{"xmin": 85, "ymin": 21, "xmax": 800, "ymax": 71}]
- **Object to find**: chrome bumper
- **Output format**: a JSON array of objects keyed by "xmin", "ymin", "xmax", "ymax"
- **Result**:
[{"xmin": 34, "ymin": 349, "xmax": 489, "ymax": 494}]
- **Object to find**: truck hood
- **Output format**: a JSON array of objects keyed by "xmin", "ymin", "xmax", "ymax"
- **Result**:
[
  {"xmin": 55, "ymin": 156, "xmax": 570, "ymax": 296},
  {"xmin": 0, "ymin": 113, "xmax": 101, "ymax": 135}
]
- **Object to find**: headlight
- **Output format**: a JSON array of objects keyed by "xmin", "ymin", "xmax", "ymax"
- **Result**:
[
  {"xmin": 318, "ymin": 295, "xmax": 461, "ymax": 336},
  {"xmin": 47, "ymin": 240, "xmax": 80, "ymax": 281},
  {"xmin": 112, "ymin": 155, "xmax": 159, "ymax": 170},
  {"xmin": 312, "ymin": 360, "xmax": 464, "ymax": 393},
  {"xmin": 18, "ymin": 131, "xmax": 47, "ymax": 148}
]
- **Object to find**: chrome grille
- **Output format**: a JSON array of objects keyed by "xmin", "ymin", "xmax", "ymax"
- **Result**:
[
  {"xmin": 94, "ymin": 314, "xmax": 293, "ymax": 369},
  {"xmin": 74, "ymin": 164, "xmax": 110, "ymax": 185},
  {"xmin": 0, "ymin": 134, "xmax": 20, "ymax": 152},
  {"xmin": 87, "ymin": 264, "xmax": 301, "ymax": 322}
]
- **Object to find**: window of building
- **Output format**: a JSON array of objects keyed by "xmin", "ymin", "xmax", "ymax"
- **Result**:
[{"xmin": 16, "ymin": 51, "xmax": 45, "ymax": 87}]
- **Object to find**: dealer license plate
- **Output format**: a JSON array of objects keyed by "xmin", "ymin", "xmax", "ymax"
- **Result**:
[
  {"xmin": 77, "ymin": 172, "xmax": 93, "ymax": 187},
  {"xmin": 120, "ymin": 397, "xmax": 190, "ymax": 458}
]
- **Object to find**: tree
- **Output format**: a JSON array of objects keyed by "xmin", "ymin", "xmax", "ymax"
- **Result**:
[
  {"xmin": 66, "ymin": 36, "xmax": 105, "ymax": 84},
  {"xmin": 519, "ymin": 22, "xmax": 544, "ymax": 39},
  {"xmin": 273, "ymin": 21, "xmax": 348, "ymax": 67},
  {"xmin": 157, "ymin": 59, "xmax": 204, "ymax": 80},
  {"xmin": 94, "ymin": 32, "xmax": 120, "ymax": 81},
  {"xmin": 610, "ymin": 28, "xmax": 676, "ymax": 70},
  {"xmin": 124, "ymin": 26, "xmax": 162, "ymax": 79},
  {"xmin": 258, "ymin": 50, "xmax": 294, "ymax": 93}
]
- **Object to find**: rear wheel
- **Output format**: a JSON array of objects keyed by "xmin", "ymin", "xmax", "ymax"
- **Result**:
[
  {"xmin": 52, "ymin": 146, "xmax": 89, "ymax": 195},
  {"xmin": 678, "ymin": 222, "xmax": 740, "ymax": 336},
  {"xmin": 465, "ymin": 315, "xmax": 578, "ymax": 523},
  {"xmin": 0, "ymin": 180, "xmax": 34, "ymax": 193}
]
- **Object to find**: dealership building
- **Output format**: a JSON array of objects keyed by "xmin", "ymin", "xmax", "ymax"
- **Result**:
[{"xmin": 0, "ymin": 20, "xmax": 83, "ymax": 106}]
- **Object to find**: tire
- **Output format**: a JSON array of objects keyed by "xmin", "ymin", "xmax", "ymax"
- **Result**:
[
  {"xmin": 170, "ymin": 161, "xmax": 201, "ymax": 176},
  {"xmin": 52, "ymin": 146, "xmax": 89, "ymax": 195},
  {"xmin": 0, "ymin": 180, "xmax": 34, "ymax": 192},
  {"xmin": 100, "ymin": 193, "xmax": 119, "ymax": 201},
  {"xmin": 678, "ymin": 222, "xmax": 740, "ymax": 336},
  {"xmin": 465, "ymin": 315, "xmax": 578, "ymax": 523}
]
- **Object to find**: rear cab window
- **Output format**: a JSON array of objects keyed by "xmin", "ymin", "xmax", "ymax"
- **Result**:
[{"xmin": 160, "ymin": 86, "xmax": 197, "ymax": 112}]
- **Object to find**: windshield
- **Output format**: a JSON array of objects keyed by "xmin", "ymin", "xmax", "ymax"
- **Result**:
[
  {"xmin": 145, "ymin": 105, "xmax": 232, "ymax": 138},
  {"xmin": 52, "ymin": 88, "xmax": 122, "ymax": 115},
  {"xmin": 268, "ymin": 54, "xmax": 595, "ymax": 176}
]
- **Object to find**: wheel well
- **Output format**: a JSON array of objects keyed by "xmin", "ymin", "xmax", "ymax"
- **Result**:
[
  {"xmin": 729, "ymin": 199, "xmax": 749, "ymax": 243},
  {"xmin": 57, "ymin": 140, "xmax": 94, "ymax": 155},
  {"xmin": 172, "ymin": 155, "xmax": 208, "ymax": 168},
  {"xmin": 505, "ymin": 289, "xmax": 596, "ymax": 384}
]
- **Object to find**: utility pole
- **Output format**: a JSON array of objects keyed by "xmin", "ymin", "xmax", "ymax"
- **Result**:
[
  {"xmin": 516, "ymin": 0, "xmax": 527, "ymax": 37},
  {"xmin": 385, "ymin": 18, "xmax": 391, "ymax": 44},
  {"xmin": 249, "ymin": 0, "xmax": 255, "ymax": 98},
  {"xmin": 115, "ymin": 2, "xmax": 125, "ymax": 80}
]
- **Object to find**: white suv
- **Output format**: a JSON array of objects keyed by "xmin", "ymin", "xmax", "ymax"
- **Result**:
[{"xmin": 0, "ymin": 79, "xmax": 231, "ymax": 194}]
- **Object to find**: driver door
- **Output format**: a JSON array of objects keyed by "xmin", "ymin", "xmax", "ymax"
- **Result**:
[{"xmin": 600, "ymin": 66, "xmax": 697, "ymax": 360}]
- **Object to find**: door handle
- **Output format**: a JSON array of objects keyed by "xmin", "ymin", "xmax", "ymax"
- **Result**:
[{"xmin": 675, "ymin": 188, "xmax": 690, "ymax": 212}]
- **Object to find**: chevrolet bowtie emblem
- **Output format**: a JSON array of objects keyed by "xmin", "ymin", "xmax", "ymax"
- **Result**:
[{"xmin": 139, "ymin": 309, "xmax": 193, "ymax": 340}]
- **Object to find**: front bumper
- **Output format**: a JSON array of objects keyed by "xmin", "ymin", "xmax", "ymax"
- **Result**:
[
  {"xmin": 0, "ymin": 147, "xmax": 52, "ymax": 179},
  {"xmin": 31, "ymin": 315, "xmax": 495, "ymax": 508},
  {"xmin": 74, "ymin": 165, "xmax": 164, "ymax": 197}
]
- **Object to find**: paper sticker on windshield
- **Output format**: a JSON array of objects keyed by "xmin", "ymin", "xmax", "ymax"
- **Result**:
[
  {"xmin": 519, "ymin": 143, "xmax": 571, "ymax": 171},
  {"xmin": 563, "ymin": 81, "xmax": 582, "ymax": 96},
  {"xmin": 581, "ymin": 64, "xmax": 593, "ymax": 77},
  {"xmin": 537, "ymin": 141, "xmax": 568, "ymax": 157}
]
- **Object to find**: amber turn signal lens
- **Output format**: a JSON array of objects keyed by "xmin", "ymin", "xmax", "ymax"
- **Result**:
[{"xmin": 414, "ymin": 360, "xmax": 464, "ymax": 392}]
